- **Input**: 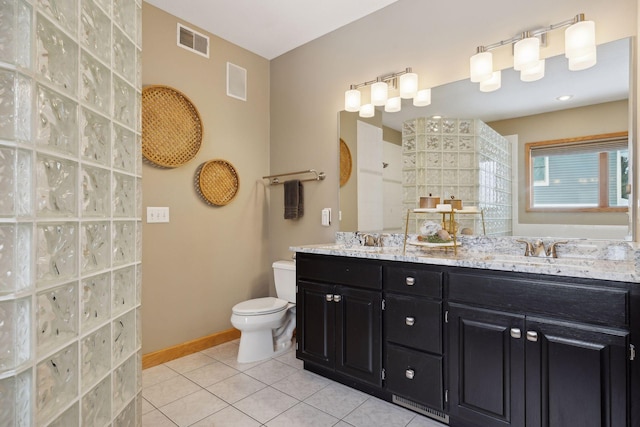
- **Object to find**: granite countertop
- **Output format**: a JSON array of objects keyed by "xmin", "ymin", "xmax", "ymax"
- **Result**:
[{"xmin": 291, "ymin": 233, "xmax": 640, "ymax": 283}]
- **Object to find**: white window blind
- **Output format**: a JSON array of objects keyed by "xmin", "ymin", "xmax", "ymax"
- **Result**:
[{"xmin": 531, "ymin": 137, "xmax": 628, "ymax": 157}]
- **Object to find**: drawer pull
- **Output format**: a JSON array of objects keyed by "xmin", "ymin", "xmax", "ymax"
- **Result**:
[
  {"xmin": 333, "ymin": 295, "xmax": 342, "ymax": 303},
  {"xmin": 405, "ymin": 277, "xmax": 415, "ymax": 286},
  {"xmin": 325, "ymin": 294, "xmax": 333, "ymax": 302},
  {"xmin": 405, "ymin": 317, "xmax": 415, "ymax": 326},
  {"xmin": 527, "ymin": 331, "xmax": 538, "ymax": 342},
  {"xmin": 510, "ymin": 328, "xmax": 521, "ymax": 339},
  {"xmin": 405, "ymin": 369, "xmax": 415, "ymax": 380}
]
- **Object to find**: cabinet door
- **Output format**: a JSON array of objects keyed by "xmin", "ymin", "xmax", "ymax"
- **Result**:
[
  {"xmin": 449, "ymin": 303, "xmax": 525, "ymax": 427},
  {"xmin": 296, "ymin": 280, "xmax": 335, "ymax": 368},
  {"xmin": 525, "ymin": 317, "xmax": 629, "ymax": 427},
  {"xmin": 335, "ymin": 286, "xmax": 382, "ymax": 387}
]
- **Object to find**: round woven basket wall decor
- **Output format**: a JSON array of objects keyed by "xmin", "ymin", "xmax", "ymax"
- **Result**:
[
  {"xmin": 340, "ymin": 139, "xmax": 352, "ymax": 187},
  {"xmin": 142, "ymin": 85, "xmax": 203, "ymax": 168},
  {"xmin": 195, "ymin": 159, "xmax": 240, "ymax": 206}
]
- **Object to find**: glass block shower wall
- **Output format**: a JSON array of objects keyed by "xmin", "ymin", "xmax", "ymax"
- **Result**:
[
  {"xmin": 402, "ymin": 118, "xmax": 512, "ymax": 236},
  {"xmin": 0, "ymin": 0, "xmax": 142, "ymax": 425}
]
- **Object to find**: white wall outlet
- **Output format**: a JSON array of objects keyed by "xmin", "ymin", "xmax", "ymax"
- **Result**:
[
  {"xmin": 321, "ymin": 208, "xmax": 331, "ymax": 226},
  {"xmin": 147, "ymin": 207, "xmax": 170, "ymax": 223}
]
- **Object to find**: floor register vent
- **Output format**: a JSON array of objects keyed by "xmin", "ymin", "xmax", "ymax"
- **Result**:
[
  {"xmin": 177, "ymin": 23, "xmax": 209, "ymax": 58},
  {"xmin": 392, "ymin": 395, "xmax": 450, "ymax": 424}
]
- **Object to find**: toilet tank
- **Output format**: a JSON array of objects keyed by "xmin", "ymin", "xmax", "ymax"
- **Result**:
[{"xmin": 273, "ymin": 260, "xmax": 296, "ymax": 303}]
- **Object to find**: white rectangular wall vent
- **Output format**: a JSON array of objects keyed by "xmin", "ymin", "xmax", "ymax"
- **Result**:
[
  {"xmin": 177, "ymin": 23, "xmax": 209, "ymax": 58},
  {"xmin": 227, "ymin": 62, "xmax": 247, "ymax": 101}
]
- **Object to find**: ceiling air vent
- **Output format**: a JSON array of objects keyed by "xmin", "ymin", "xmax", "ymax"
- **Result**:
[{"xmin": 177, "ymin": 23, "xmax": 209, "ymax": 58}]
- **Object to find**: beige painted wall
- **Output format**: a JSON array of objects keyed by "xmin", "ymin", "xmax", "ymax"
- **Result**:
[
  {"xmin": 489, "ymin": 100, "xmax": 629, "ymax": 227},
  {"xmin": 142, "ymin": 4, "xmax": 270, "ymax": 353},
  {"xmin": 269, "ymin": 0, "xmax": 637, "ymax": 260}
]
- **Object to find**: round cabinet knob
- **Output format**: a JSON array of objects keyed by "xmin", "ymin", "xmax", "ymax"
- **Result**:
[
  {"xmin": 405, "ymin": 369, "xmax": 415, "ymax": 380},
  {"xmin": 405, "ymin": 277, "xmax": 415, "ymax": 286},
  {"xmin": 325, "ymin": 294, "xmax": 333, "ymax": 302},
  {"xmin": 510, "ymin": 328, "xmax": 521, "ymax": 339},
  {"xmin": 527, "ymin": 331, "xmax": 539, "ymax": 342},
  {"xmin": 333, "ymin": 295, "xmax": 342, "ymax": 303},
  {"xmin": 405, "ymin": 317, "xmax": 415, "ymax": 326}
]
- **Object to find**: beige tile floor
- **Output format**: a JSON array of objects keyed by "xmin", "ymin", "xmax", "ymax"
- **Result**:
[{"xmin": 142, "ymin": 339, "xmax": 447, "ymax": 427}]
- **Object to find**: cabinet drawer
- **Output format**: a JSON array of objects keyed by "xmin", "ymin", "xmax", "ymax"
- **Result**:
[
  {"xmin": 384, "ymin": 265, "xmax": 442, "ymax": 298},
  {"xmin": 384, "ymin": 294, "xmax": 442, "ymax": 354},
  {"xmin": 385, "ymin": 344, "xmax": 443, "ymax": 410},
  {"xmin": 297, "ymin": 253, "xmax": 382, "ymax": 290},
  {"xmin": 448, "ymin": 271, "xmax": 629, "ymax": 327}
]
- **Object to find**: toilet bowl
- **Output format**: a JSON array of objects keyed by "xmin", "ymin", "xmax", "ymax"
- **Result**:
[{"xmin": 230, "ymin": 260, "xmax": 296, "ymax": 363}]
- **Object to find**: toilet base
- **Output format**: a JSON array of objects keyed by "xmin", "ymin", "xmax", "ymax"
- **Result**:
[{"xmin": 236, "ymin": 328, "xmax": 292, "ymax": 363}]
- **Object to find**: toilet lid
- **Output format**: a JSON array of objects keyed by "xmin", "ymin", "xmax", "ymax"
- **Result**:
[{"xmin": 232, "ymin": 297, "xmax": 288, "ymax": 316}]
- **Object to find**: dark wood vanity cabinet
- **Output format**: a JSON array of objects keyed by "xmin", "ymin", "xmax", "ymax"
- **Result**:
[
  {"xmin": 296, "ymin": 253, "xmax": 383, "ymax": 388},
  {"xmin": 296, "ymin": 253, "xmax": 638, "ymax": 427},
  {"xmin": 383, "ymin": 265, "xmax": 446, "ymax": 415},
  {"xmin": 448, "ymin": 270, "xmax": 631, "ymax": 427}
]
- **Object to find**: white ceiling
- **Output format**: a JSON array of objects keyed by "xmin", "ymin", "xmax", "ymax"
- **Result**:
[{"xmin": 143, "ymin": 0, "xmax": 401, "ymax": 60}]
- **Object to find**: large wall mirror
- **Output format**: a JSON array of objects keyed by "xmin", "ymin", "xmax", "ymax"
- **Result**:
[{"xmin": 339, "ymin": 37, "xmax": 632, "ymax": 239}]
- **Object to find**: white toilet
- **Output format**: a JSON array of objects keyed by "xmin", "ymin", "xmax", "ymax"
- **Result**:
[{"xmin": 230, "ymin": 260, "xmax": 296, "ymax": 363}]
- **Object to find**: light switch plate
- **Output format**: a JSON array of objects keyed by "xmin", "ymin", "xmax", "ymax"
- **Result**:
[
  {"xmin": 321, "ymin": 208, "xmax": 331, "ymax": 226},
  {"xmin": 147, "ymin": 207, "xmax": 170, "ymax": 223}
]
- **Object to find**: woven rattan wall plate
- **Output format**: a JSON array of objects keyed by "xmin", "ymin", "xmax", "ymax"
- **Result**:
[
  {"xmin": 340, "ymin": 139, "xmax": 352, "ymax": 187},
  {"xmin": 195, "ymin": 159, "xmax": 240, "ymax": 206},
  {"xmin": 142, "ymin": 85, "xmax": 203, "ymax": 168}
]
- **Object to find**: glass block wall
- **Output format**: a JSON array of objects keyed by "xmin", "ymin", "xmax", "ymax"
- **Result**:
[
  {"xmin": 0, "ymin": 0, "xmax": 142, "ymax": 425},
  {"xmin": 402, "ymin": 118, "xmax": 512, "ymax": 236}
]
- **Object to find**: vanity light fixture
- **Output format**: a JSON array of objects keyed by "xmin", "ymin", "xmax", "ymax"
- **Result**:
[
  {"xmin": 385, "ymin": 96, "xmax": 402, "ymax": 113},
  {"xmin": 479, "ymin": 71, "xmax": 502, "ymax": 92},
  {"xmin": 344, "ymin": 67, "xmax": 431, "ymax": 117},
  {"xmin": 469, "ymin": 13, "xmax": 596, "ymax": 90},
  {"xmin": 359, "ymin": 103, "xmax": 375, "ymax": 118},
  {"xmin": 413, "ymin": 89, "xmax": 432, "ymax": 107}
]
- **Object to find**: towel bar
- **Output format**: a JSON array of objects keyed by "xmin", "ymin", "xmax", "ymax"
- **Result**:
[{"xmin": 263, "ymin": 169, "xmax": 326, "ymax": 185}]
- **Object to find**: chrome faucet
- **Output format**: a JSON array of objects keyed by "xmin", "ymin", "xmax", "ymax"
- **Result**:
[
  {"xmin": 545, "ymin": 240, "xmax": 568, "ymax": 258},
  {"xmin": 516, "ymin": 239, "xmax": 568, "ymax": 258},
  {"xmin": 516, "ymin": 239, "xmax": 534, "ymax": 256}
]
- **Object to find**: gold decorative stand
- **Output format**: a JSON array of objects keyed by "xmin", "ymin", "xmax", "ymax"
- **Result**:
[{"xmin": 403, "ymin": 208, "xmax": 485, "ymax": 256}]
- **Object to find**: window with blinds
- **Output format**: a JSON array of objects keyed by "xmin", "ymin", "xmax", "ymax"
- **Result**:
[{"xmin": 525, "ymin": 132, "xmax": 629, "ymax": 211}]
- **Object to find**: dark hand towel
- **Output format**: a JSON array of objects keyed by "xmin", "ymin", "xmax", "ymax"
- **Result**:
[{"xmin": 284, "ymin": 180, "xmax": 304, "ymax": 219}]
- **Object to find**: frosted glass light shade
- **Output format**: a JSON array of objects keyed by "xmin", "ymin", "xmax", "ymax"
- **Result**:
[
  {"xmin": 399, "ymin": 72, "xmax": 418, "ymax": 98},
  {"xmin": 568, "ymin": 47, "xmax": 597, "ymax": 71},
  {"xmin": 413, "ymin": 89, "xmax": 431, "ymax": 106},
  {"xmin": 514, "ymin": 37, "xmax": 540, "ymax": 71},
  {"xmin": 520, "ymin": 59, "xmax": 545, "ymax": 82},
  {"xmin": 470, "ymin": 51, "xmax": 493, "ymax": 83},
  {"xmin": 344, "ymin": 89, "xmax": 361, "ymax": 112},
  {"xmin": 479, "ymin": 71, "xmax": 501, "ymax": 92},
  {"xmin": 370, "ymin": 81, "xmax": 388, "ymax": 106},
  {"xmin": 385, "ymin": 96, "xmax": 401, "ymax": 113},
  {"xmin": 359, "ymin": 103, "xmax": 375, "ymax": 118},
  {"xmin": 565, "ymin": 20, "xmax": 596, "ymax": 59}
]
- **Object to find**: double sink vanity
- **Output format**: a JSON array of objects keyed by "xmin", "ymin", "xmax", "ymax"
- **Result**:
[{"xmin": 292, "ymin": 233, "xmax": 640, "ymax": 427}]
